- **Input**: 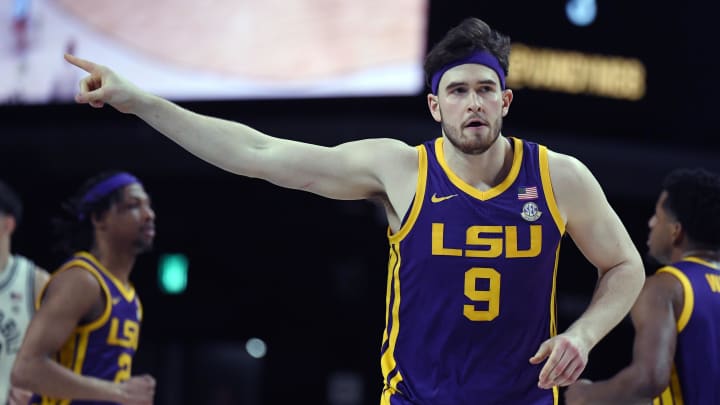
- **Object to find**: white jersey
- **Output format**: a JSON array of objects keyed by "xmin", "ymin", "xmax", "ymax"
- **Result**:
[{"xmin": 0, "ymin": 255, "xmax": 38, "ymax": 405}]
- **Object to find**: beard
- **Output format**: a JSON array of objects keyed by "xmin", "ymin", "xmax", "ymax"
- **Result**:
[
  {"xmin": 440, "ymin": 111, "xmax": 503, "ymax": 155},
  {"xmin": 133, "ymin": 238, "xmax": 154, "ymax": 254}
]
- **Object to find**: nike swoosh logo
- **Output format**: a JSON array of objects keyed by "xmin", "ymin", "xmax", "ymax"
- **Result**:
[
  {"xmin": 431, "ymin": 193, "xmax": 458, "ymax": 203},
  {"xmin": 112, "ymin": 297, "xmax": 121, "ymax": 305}
]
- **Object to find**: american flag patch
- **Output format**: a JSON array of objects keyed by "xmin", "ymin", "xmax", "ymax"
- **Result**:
[{"xmin": 517, "ymin": 186, "xmax": 538, "ymax": 200}]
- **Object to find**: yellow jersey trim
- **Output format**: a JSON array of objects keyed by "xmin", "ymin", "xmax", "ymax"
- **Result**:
[
  {"xmin": 380, "ymin": 244, "xmax": 404, "ymax": 395},
  {"xmin": 388, "ymin": 145, "xmax": 427, "ymax": 244},
  {"xmin": 654, "ymin": 363, "xmax": 685, "ymax": 404},
  {"xmin": 76, "ymin": 251, "xmax": 136, "ymax": 302},
  {"xmin": 435, "ymin": 137, "xmax": 523, "ymax": 201},
  {"xmin": 538, "ymin": 145, "xmax": 566, "ymax": 235},
  {"xmin": 657, "ymin": 266, "xmax": 694, "ymax": 333},
  {"xmin": 549, "ymin": 243, "xmax": 562, "ymax": 337},
  {"xmin": 682, "ymin": 256, "xmax": 720, "ymax": 269},
  {"xmin": 60, "ymin": 261, "xmax": 113, "ymax": 333}
]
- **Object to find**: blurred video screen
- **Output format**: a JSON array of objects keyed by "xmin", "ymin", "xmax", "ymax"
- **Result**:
[{"xmin": 0, "ymin": 0, "xmax": 428, "ymax": 104}]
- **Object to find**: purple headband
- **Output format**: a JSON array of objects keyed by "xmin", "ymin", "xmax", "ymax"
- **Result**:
[
  {"xmin": 78, "ymin": 172, "xmax": 140, "ymax": 220},
  {"xmin": 430, "ymin": 50, "xmax": 506, "ymax": 94}
]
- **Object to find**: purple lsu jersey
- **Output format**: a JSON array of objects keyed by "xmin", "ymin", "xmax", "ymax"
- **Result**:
[
  {"xmin": 380, "ymin": 137, "xmax": 564, "ymax": 405},
  {"xmin": 653, "ymin": 257, "xmax": 720, "ymax": 405},
  {"xmin": 31, "ymin": 251, "xmax": 143, "ymax": 405}
]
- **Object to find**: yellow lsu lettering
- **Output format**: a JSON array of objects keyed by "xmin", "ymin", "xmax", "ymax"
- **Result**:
[
  {"xmin": 107, "ymin": 318, "xmax": 140, "ymax": 350},
  {"xmin": 706, "ymin": 273, "xmax": 720, "ymax": 293},
  {"xmin": 432, "ymin": 223, "xmax": 543, "ymax": 258}
]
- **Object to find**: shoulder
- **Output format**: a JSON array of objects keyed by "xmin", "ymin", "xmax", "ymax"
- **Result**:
[
  {"xmin": 343, "ymin": 137, "xmax": 418, "ymax": 163},
  {"xmin": 644, "ymin": 270, "xmax": 683, "ymax": 298},
  {"xmin": 651, "ymin": 266, "xmax": 688, "ymax": 301},
  {"xmin": 44, "ymin": 265, "xmax": 103, "ymax": 303},
  {"xmin": 341, "ymin": 137, "xmax": 420, "ymax": 184},
  {"xmin": 544, "ymin": 150, "xmax": 607, "ymax": 217},
  {"xmin": 633, "ymin": 270, "xmax": 683, "ymax": 314},
  {"xmin": 545, "ymin": 149, "xmax": 593, "ymax": 186},
  {"xmin": 631, "ymin": 270, "xmax": 684, "ymax": 320}
]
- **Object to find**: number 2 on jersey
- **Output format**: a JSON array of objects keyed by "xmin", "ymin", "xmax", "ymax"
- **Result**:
[
  {"xmin": 114, "ymin": 352, "xmax": 132, "ymax": 382},
  {"xmin": 463, "ymin": 267, "xmax": 500, "ymax": 321}
]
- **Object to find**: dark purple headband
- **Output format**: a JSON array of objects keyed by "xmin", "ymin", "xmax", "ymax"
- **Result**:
[
  {"xmin": 78, "ymin": 172, "xmax": 140, "ymax": 220},
  {"xmin": 430, "ymin": 50, "xmax": 506, "ymax": 94}
]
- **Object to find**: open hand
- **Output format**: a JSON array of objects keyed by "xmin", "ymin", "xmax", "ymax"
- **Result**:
[{"xmin": 529, "ymin": 333, "xmax": 589, "ymax": 389}]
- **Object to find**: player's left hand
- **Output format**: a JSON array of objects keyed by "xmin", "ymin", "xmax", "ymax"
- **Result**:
[{"xmin": 529, "ymin": 333, "xmax": 589, "ymax": 389}]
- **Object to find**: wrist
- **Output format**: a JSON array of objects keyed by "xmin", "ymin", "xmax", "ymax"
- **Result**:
[{"xmin": 106, "ymin": 380, "xmax": 127, "ymax": 403}]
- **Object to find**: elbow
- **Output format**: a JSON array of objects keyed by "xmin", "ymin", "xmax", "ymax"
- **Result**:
[
  {"xmin": 10, "ymin": 356, "xmax": 35, "ymax": 390},
  {"xmin": 628, "ymin": 254, "xmax": 646, "ymax": 284},
  {"xmin": 629, "ymin": 365, "xmax": 670, "ymax": 399},
  {"xmin": 617, "ymin": 256, "xmax": 646, "ymax": 293},
  {"xmin": 645, "ymin": 370, "xmax": 671, "ymax": 398}
]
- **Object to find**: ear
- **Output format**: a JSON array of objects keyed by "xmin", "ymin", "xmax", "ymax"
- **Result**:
[
  {"xmin": 91, "ymin": 211, "xmax": 107, "ymax": 231},
  {"xmin": 501, "ymin": 89, "xmax": 513, "ymax": 117},
  {"xmin": 670, "ymin": 221, "xmax": 684, "ymax": 247},
  {"xmin": 427, "ymin": 93, "xmax": 442, "ymax": 123},
  {"xmin": 2, "ymin": 215, "xmax": 17, "ymax": 236}
]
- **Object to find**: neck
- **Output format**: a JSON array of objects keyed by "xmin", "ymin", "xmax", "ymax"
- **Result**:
[
  {"xmin": 682, "ymin": 248, "xmax": 720, "ymax": 263},
  {"xmin": 444, "ymin": 135, "xmax": 513, "ymax": 190},
  {"xmin": 90, "ymin": 244, "xmax": 136, "ymax": 285},
  {"xmin": 0, "ymin": 250, "xmax": 9, "ymax": 273}
]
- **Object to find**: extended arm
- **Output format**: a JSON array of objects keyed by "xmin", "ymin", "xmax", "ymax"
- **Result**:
[
  {"xmin": 531, "ymin": 152, "xmax": 645, "ymax": 388},
  {"xmin": 64, "ymin": 54, "xmax": 417, "ymax": 205},
  {"xmin": 11, "ymin": 268, "xmax": 154, "ymax": 404},
  {"xmin": 564, "ymin": 273, "xmax": 679, "ymax": 404}
]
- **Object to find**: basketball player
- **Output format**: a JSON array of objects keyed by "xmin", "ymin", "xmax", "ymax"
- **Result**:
[
  {"xmin": 565, "ymin": 168, "xmax": 720, "ymax": 405},
  {"xmin": 11, "ymin": 172, "xmax": 156, "ymax": 405},
  {"xmin": 0, "ymin": 180, "xmax": 49, "ymax": 405},
  {"xmin": 63, "ymin": 17, "xmax": 645, "ymax": 405}
]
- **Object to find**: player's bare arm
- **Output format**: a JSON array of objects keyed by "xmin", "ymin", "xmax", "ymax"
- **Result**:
[
  {"xmin": 531, "ymin": 151, "xmax": 645, "ymax": 389},
  {"xmin": 11, "ymin": 267, "xmax": 147, "ymax": 404},
  {"xmin": 564, "ymin": 273, "xmax": 680, "ymax": 404},
  {"xmin": 64, "ymin": 54, "xmax": 419, "ymax": 218}
]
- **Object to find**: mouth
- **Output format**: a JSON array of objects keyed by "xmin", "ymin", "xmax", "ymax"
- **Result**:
[
  {"xmin": 464, "ymin": 117, "xmax": 488, "ymax": 128},
  {"xmin": 141, "ymin": 226, "xmax": 156, "ymax": 238}
]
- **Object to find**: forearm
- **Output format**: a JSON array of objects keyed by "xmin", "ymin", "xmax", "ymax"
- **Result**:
[
  {"xmin": 582, "ymin": 364, "xmax": 659, "ymax": 404},
  {"xmin": 133, "ymin": 93, "xmax": 270, "ymax": 176},
  {"xmin": 12, "ymin": 356, "xmax": 123, "ymax": 402},
  {"xmin": 566, "ymin": 262, "xmax": 644, "ymax": 348}
]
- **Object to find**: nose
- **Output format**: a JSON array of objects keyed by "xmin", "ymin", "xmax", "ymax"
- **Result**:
[
  {"xmin": 144, "ymin": 204, "xmax": 156, "ymax": 222},
  {"xmin": 648, "ymin": 215, "xmax": 656, "ymax": 228},
  {"xmin": 468, "ymin": 91, "xmax": 483, "ymax": 112}
]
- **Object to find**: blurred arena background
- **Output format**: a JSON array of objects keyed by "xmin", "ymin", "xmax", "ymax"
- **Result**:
[{"xmin": 2, "ymin": 0, "xmax": 719, "ymax": 404}]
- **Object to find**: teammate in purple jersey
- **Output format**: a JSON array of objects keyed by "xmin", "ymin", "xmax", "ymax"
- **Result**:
[
  {"xmin": 11, "ymin": 171, "xmax": 156, "ymax": 405},
  {"xmin": 566, "ymin": 168, "xmax": 720, "ymax": 405},
  {"xmin": 63, "ymin": 17, "xmax": 644, "ymax": 404}
]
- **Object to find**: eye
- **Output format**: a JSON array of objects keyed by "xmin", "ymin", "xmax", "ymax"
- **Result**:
[
  {"xmin": 123, "ymin": 199, "xmax": 142, "ymax": 210},
  {"xmin": 451, "ymin": 87, "xmax": 467, "ymax": 94}
]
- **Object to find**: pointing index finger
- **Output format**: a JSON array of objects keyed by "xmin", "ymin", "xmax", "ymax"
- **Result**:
[{"xmin": 64, "ymin": 53, "xmax": 97, "ymax": 73}]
